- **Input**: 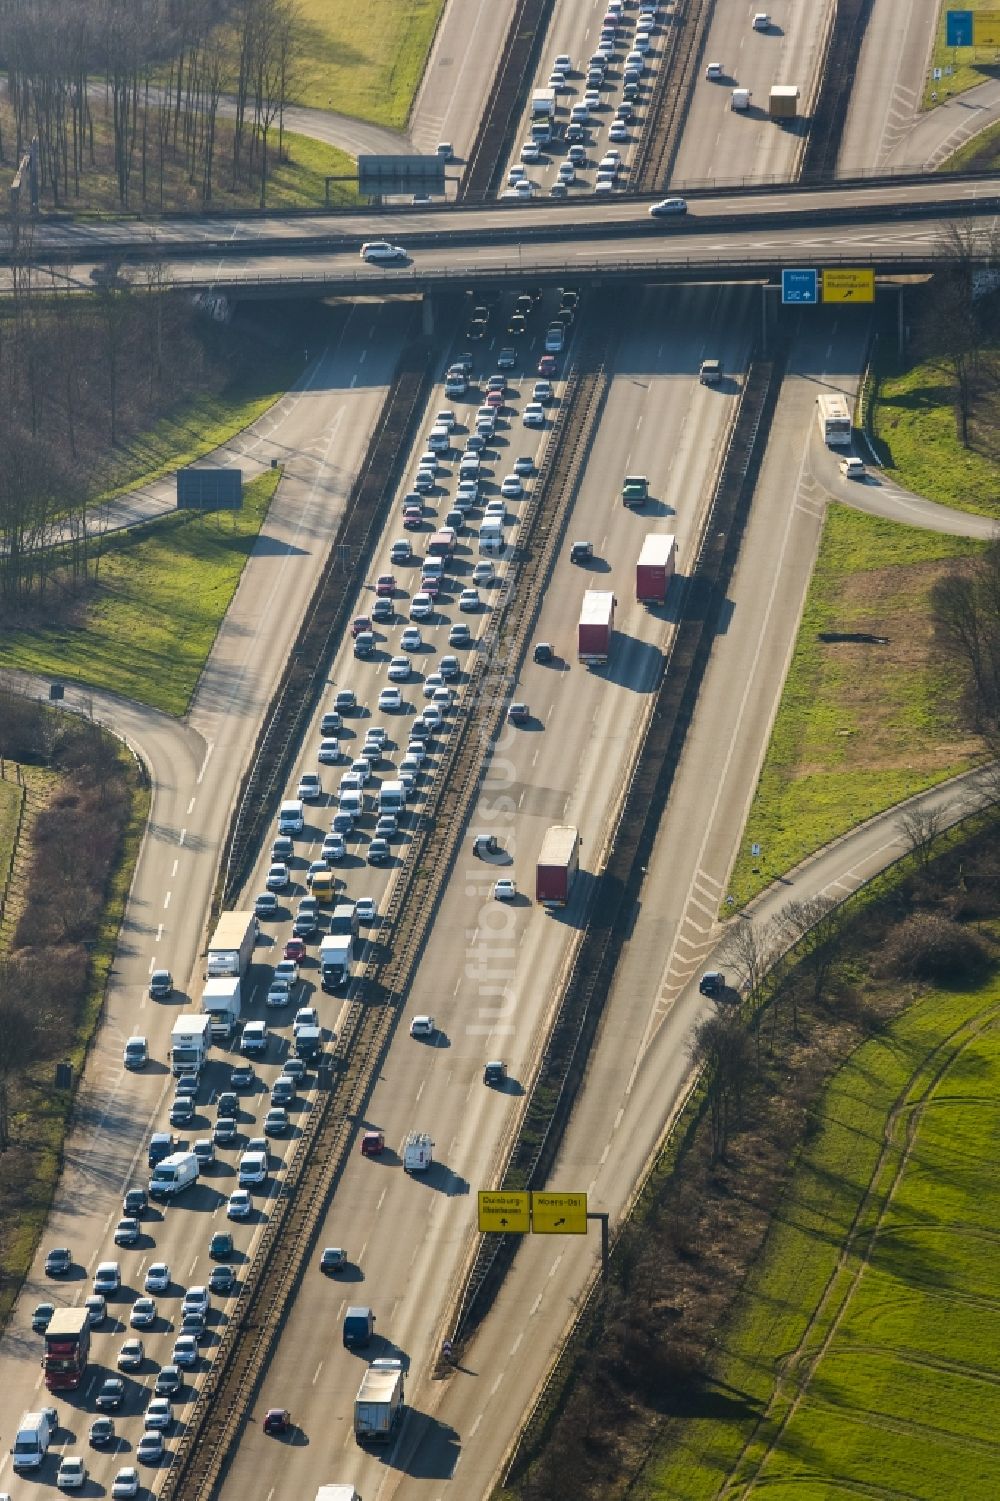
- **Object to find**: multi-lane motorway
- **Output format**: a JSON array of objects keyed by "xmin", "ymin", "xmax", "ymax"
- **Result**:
[{"xmin": 2, "ymin": 1, "xmax": 992, "ymax": 1497}]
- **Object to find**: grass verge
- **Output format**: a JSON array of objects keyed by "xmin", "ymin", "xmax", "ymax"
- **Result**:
[
  {"xmin": 726, "ymin": 507, "xmax": 983, "ymax": 908},
  {"xmin": 1, "ymin": 469, "xmax": 281, "ymax": 717},
  {"xmin": 870, "ymin": 349, "xmax": 1000, "ymax": 518},
  {"xmin": 922, "ymin": 0, "xmax": 999, "ymax": 107},
  {"xmin": 294, "ymin": 0, "xmax": 445, "ymax": 123},
  {"xmin": 0, "ymin": 780, "xmax": 21, "ymax": 911},
  {"xmin": 0, "ymin": 748, "xmax": 148, "ymax": 1329},
  {"xmin": 643, "ymin": 967, "xmax": 1000, "ymax": 1500},
  {"xmin": 940, "ymin": 115, "xmax": 1000, "ymax": 173}
]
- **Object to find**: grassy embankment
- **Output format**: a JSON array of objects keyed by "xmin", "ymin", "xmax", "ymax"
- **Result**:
[
  {"xmin": 2, "ymin": 469, "xmax": 281, "ymax": 717},
  {"xmin": 922, "ymin": 0, "xmax": 1000, "ymax": 107},
  {"xmin": 643, "ymin": 964, "xmax": 1000, "ymax": 1500},
  {"xmin": 294, "ymin": 0, "xmax": 445, "ymax": 123}
]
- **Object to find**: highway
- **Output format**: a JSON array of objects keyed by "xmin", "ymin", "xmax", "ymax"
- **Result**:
[
  {"xmin": 217, "ymin": 280, "xmax": 756, "ymax": 1501},
  {"xmin": 0, "ymin": 302, "xmax": 413, "ymax": 1497}
]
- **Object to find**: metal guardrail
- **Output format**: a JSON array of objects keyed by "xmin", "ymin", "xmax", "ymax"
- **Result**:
[
  {"xmin": 635, "ymin": 0, "xmax": 716, "ymax": 193},
  {"xmin": 801, "ymin": 0, "xmax": 875, "ymax": 182},
  {"xmin": 460, "ymin": 0, "xmax": 555, "ymax": 202}
]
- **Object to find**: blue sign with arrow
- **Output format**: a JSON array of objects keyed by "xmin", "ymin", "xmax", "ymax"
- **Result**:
[{"xmin": 781, "ymin": 268, "xmax": 819, "ymax": 305}]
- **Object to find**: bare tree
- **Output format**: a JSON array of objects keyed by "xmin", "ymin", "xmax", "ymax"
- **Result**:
[
  {"xmin": 691, "ymin": 1012, "xmax": 753, "ymax": 1161},
  {"xmin": 897, "ymin": 801, "xmax": 948, "ymax": 872},
  {"xmin": 932, "ymin": 540, "xmax": 1000, "ymax": 747},
  {"xmin": 779, "ymin": 896, "xmax": 847, "ymax": 1027}
]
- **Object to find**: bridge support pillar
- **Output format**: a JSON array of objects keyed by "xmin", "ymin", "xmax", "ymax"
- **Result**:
[{"xmin": 422, "ymin": 294, "xmax": 435, "ymax": 337}]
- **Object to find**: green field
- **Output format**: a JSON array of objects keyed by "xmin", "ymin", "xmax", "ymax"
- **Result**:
[
  {"xmin": 871, "ymin": 356, "xmax": 1000, "ymax": 519},
  {"xmin": 641, "ymin": 971, "xmax": 1000, "ymax": 1500},
  {"xmin": 726, "ymin": 508, "xmax": 983, "ymax": 907},
  {"xmin": 923, "ymin": 0, "xmax": 999, "ymax": 107},
  {"xmin": 294, "ymin": 0, "xmax": 445, "ymax": 123},
  {"xmin": 1, "ymin": 471, "xmax": 281, "ymax": 716}
]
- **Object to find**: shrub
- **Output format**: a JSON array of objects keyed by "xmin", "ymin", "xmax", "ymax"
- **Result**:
[{"xmin": 883, "ymin": 911, "xmax": 992, "ymax": 984}]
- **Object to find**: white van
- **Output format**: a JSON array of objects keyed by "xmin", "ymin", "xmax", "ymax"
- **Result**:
[
  {"xmin": 427, "ymin": 424, "xmax": 450, "ymax": 453},
  {"xmin": 479, "ymin": 519, "xmax": 506, "ymax": 556},
  {"xmin": 278, "ymin": 799, "xmax": 304, "ymax": 834},
  {"xmin": 11, "ymin": 1408, "xmax": 57, "ymax": 1469},
  {"xmin": 544, "ymin": 324, "xmax": 564, "ymax": 352},
  {"xmin": 148, "ymin": 1150, "xmax": 199, "ymax": 1199},
  {"xmin": 402, "ymin": 1131, "xmax": 434, "ymax": 1172}
]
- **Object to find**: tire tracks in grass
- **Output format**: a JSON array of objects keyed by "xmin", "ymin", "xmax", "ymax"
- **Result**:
[{"xmin": 716, "ymin": 994, "xmax": 1000, "ymax": 1498}]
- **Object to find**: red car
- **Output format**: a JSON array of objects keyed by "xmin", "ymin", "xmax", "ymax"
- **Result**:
[
  {"xmin": 485, "ymin": 389, "xmax": 504, "ymax": 409},
  {"xmin": 283, "ymin": 938, "xmax": 306, "ymax": 962},
  {"xmin": 538, "ymin": 354, "xmax": 557, "ymax": 376},
  {"xmin": 263, "ymin": 1408, "xmax": 291, "ymax": 1436},
  {"xmin": 403, "ymin": 507, "xmax": 423, "ymax": 530},
  {"xmin": 376, "ymin": 574, "xmax": 396, "ymax": 597},
  {"xmin": 351, "ymin": 615, "xmax": 371, "ymax": 639},
  {"xmin": 361, "ymin": 1129, "xmax": 385, "ymax": 1157},
  {"xmin": 420, "ymin": 576, "xmax": 442, "ymax": 598}
]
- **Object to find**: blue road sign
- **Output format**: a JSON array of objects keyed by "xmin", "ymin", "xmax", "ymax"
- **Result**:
[
  {"xmin": 946, "ymin": 10, "xmax": 974, "ymax": 47},
  {"xmin": 781, "ymin": 268, "xmax": 818, "ymax": 305}
]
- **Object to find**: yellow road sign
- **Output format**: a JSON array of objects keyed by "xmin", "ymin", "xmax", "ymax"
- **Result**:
[
  {"xmin": 531, "ymin": 1191, "xmax": 588, "ymax": 1234},
  {"xmin": 975, "ymin": 15, "xmax": 1000, "ymax": 45},
  {"xmin": 478, "ymin": 1190, "xmax": 530, "ymax": 1234},
  {"xmin": 821, "ymin": 268, "xmax": 875, "ymax": 304}
]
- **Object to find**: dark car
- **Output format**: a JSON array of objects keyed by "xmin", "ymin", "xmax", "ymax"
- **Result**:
[
  {"xmin": 90, "ymin": 1416, "xmax": 115, "ymax": 1448},
  {"xmin": 209, "ymin": 1231, "xmax": 234, "ymax": 1260},
  {"xmin": 533, "ymin": 642, "xmax": 553, "ymax": 664},
  {"xmin": 484, "ymin": 1060, "xmax": 508, "ymax": 1086},
  {"xmin": 114, "ymin": 1218, "xmax": 140, "ymax": 1247},
  {"xmin": 147, "ymin": 1133, "xmax": 175, "ymax": 1168},
  {"xmin": 32, "ymin": 1302, "xmax": 55, "ymax": 1332},
  {"xmin": 123, "ymin": 1187, "xmax": 147, "ymax": 1218},
  {"xmin": 698, "ymin": 970, "xmax": 726, "ymax": 996},
  {"xmin": 263, "ymin": 1408, "xmax": 291, "ymax": 1436},
  {"xmin": 361, "ymin": 1130, "xmax": 385, "ymax": 1157},
  {"xmin": 155, "ymin": 1364, "xmax": 182, "ymax": 1397},
  {"xmin": 209, "ymin": 1264, "xmax": 236, "ymax": 1296},
  {"xmin": 148, "ymin": 968, "xmax": 173, "ymax": 999},
  {"xmin": 508, "ymin": 702, "xmax": 529, "ymax": 725},
  {"xmin": 320, "ymin": 1247, "xmax": 346, "ymax": 1274},
  {"xmin": 570, "ymin": 540, "xmax": 593, "ymax": 564},
  {"xmin": 230, "ymin": 1063, "xmax": 256, "ymax": 1090},
  {"xmin": 96, "ymin": 1376, "xmax": 126, "ymax": 1411},
  {"xmin": 284, "ymin": 936, "xmax": 308, "ymax": 961},
  {"xmin": 44, "ymin": 1246, "xmax": 72, "ymax": 1277}
]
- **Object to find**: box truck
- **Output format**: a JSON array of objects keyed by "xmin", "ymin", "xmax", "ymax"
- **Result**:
[
  {"xmin": 636, "ymin": 534, "xmax": 677, "ymax": 603},
  {"xmin": 536, "ymin": 825, "xmax": 580, "ymax": 907},
  {"xmin": 148, "ymin": 1150, "xmax": 199, "ymax": 1199},
  {"xmin": 43, "ymin": 1308, "xmax": 90, "ymax": 1392},
  {"xmin": 531, "ymin": 87, "xmax": 556, "ymax": 118},
  {"xmin": 578, "ymin": 591, "xmax": 615, "ymax": 665},
  {"xmin": 402, "ymin": 1131, "xmax": 434, "ymax": 1173},
  {"xmin": 321, "ymin": 934, "xmax": 352, "ymax": 991},
  {"xmin": 170, "ymin": 1013, "xmax": 212, "ymax": 1075},
  {"xmin": 201, "ymin": 977, "xmax": 241, "ymax": 1040},
  {"xmin": 354, "ymin": 1358, "xmax": 405, "ymax": 1443},
  {"xmin": 768, "ymin": 84, "xmax": 799, "ymax": 119},
  {"xmin": 206, "ymin": 911, "xmax": 257, "ymax": 978}
]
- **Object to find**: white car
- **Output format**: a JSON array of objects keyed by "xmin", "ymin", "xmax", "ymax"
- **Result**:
[
  {"xmin": 840, "ymin": 456, "xmax": 866, "ymax": 479},
  {"xmin": 706, "ymin": 61, "xmax": 724, "ymax": 79},
  {"xmin": 410, "ymin": 1015, "xmax": 436, "ymax": 1037},
  {"xmin": 94, "ymin": 1260, "xmax": 121, "ymax": 1294},
  {"xmin": 608, "ymin": 122, "xmax": 629, "ymax": 142},
  {"xmin": 172, "ymin": 1335, "xmax": 199, "ymax": 1368},
  {"xmin": 238, "ymin": 1151, "xmax": 267, "ymax": 1186},
  {"xmin": 227, "ymin": 1189, "xmax": 252, "ymax": 1219},
  {"xmin": 421, "ymin": 673, "xmax": 443, "ymax": 698},
  {"xmin": 594, "ymin": 177, "xmax": 614, "ymax": 194},
  {"xmin": 554, "ymin": 52, "xmax": 572, "ymax": 70},
  {"xmin": 378, "ymin": 687, "xmax": 402, "ymax": 711},
  {"xmin": 649, "ymin": 196, "xmax": 687, "ymax": 217},
  {"xmin": 514, "ymin": 178, "xmax": 533, "ymax": 198},
  {"xmin": 752, "ymin": 11, "xmax": 770, "ymax": 30},
  {"xmin": 459, "ymin": 588, "xmax": 481, "ymax": 611},
  {"xmin": 473, "ymin": 561, "xmax": 495, "ymax": 586},
  {"xmin": 410, "ymin": 592, "xmax": 434, "ymax": 619},
  {"xmin": 422, "ymin": 704, "xmax": 444, "ymax": 729},
  {"xmin": 557, "ymin": 160, "xmax": 575, "ymax": 183},
  {"xmin": 634, "ymin": 30, "xmax": 652, "ymax": 51},
  {"xmin": 317, "ymin": 737, "xmax": 340, "ymax": 764},
  {"xmin": 494, "ymin": 879, "xmax": 517, "ymax": 901},
  {"xmin": 514, "ymin": 454, "xmax": 533, "ymax": 475},
  {"xmin": 112, "ymin": 1468, "xmax": 140, "ymax": 1498},
  {"xmin": 144, "ymin": 1398, "xmax": 173, "ymax": 1431},
  {"xmin": 57, "ymin": 1456, "xmax": 87, "ymax": 1489},
  {"xmin": 484, "ymin": 499, "xmax": 506, "ymax": 519},
  {"xmin": 360, "ymin": 240, "xmax": 406, "ymax": 263},
  {"xmin": 145, "ymin": 1262, "xmax": 170, "ymax": 1294},
  {"xmin": 400, "ymin": 628, "xmax": 422, "ymax": 651},
  {"xmin": 433, "ymin": 686, "xmax": 453, "ymax": 708},
  {"xmin": 520, "ymin": 141, "xmax": 541, "ymax": 162},
  {"xmin": 507, "ymin": 164, "xmax": 526, "ymax": 184},
  {"xmin": 500, "ymin": 474, "xmax": 523, "ymax": 498},
  {"xmin": 523, "ymin": 403, "xmax": 545, "ymax": 426},
  {"xmin": 356, "ymin": 897, "xmax": 378, "ymax": 923}
]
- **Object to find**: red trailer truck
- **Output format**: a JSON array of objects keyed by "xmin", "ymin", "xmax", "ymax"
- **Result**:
[
  {"xmin": 577, "ymin": 591, "xmax": 615, "ymax": 665},
  {"xmin": 43, "ymin": 1307, "xmax": 90, "ymax": 1391},
  {"xmin": 536, "ymin": 825, "xmax": 580, "ymax": 907},
  {"xmin": 636, "ymin": 534, "xmax": 677, "ymax": 603}
]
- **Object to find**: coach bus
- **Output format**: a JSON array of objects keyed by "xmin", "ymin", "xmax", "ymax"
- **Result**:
[{"xmin": 816, "ymin": 393, "xmax": 852, "ymax": 447}]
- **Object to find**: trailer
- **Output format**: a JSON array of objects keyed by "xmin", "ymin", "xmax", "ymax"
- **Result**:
[
  {"xmin": 536, "ymin": 825, "xmax": 580, "ymax": 907},
  {"xmin": 43, "ymin": 1308, "xmax": 90, "ymax": 1392},
  {"xmin": 354, "ymin": 1358, "xmax": 404, "ymax": 1443},
  {"xmin": 200, "ymin": 977, "xmax": 241, "ymax": 1040},
  {"xmin": 206, "ymin": 911, "xmax": 257, "ymax": 978},
  {"xmin": 768, "ymin": 84, "xmax": 799, "ymax": 119},
  {"xmin": 578, "ymin": 591, "xmax": 615, "ymax": 665},
  {"xmin": 636, "ymin": 534, "xmax": 677, "ymax": 603}
]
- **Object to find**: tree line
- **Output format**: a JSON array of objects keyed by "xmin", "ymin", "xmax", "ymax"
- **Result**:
[{"xmin": 1, "ymin": 0, "xmax": 301, "ymax": 212}]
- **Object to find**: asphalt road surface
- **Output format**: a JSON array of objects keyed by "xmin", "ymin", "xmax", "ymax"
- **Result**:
[{"xmin": 0, "ymin": 301, "xmax": 411, "ymax": 1499}]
